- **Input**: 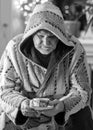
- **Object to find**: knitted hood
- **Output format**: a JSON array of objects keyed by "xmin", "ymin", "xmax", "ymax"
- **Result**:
[{"xmin": 19, "ymin": 2, "xmax": 74, "ymax": 50}]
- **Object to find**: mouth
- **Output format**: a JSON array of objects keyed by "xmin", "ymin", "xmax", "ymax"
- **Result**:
[
  {"xmin": 43, "ymin": 48, "xmax": 52, "ymax": 52},
  {"xmin": 42, "ymin": 46, "xmax": 52, "ymax": 50}
]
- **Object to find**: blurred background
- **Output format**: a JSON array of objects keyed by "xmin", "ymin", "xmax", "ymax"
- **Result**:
[{"xmin": 0, "ymin": 0, "xmax": 93, "ymax": 107}]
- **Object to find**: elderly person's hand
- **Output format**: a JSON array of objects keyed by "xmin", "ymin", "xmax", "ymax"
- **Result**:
[
  {"xmin": 21, "ymin": 99, "xmax": 40, "ymax": 117},
  {"xmin": 41, "ymin": 99, "xmax": 65, "ymax": 117}
]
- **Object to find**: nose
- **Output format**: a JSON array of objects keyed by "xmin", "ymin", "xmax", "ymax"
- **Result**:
[{"xmin": 43, "ymin": 36, "xmax": 50, "ymax": 46}]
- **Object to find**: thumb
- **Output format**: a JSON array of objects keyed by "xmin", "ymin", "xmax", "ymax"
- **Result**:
[{"xmin": 49, "ymin": 99, "xmax": 60, "ymax": 106}]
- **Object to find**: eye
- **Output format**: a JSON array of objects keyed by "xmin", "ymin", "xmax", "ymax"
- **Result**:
[
  {"xmin": 37, "ymin": 34, "xmax": 44, "ymax": 39},
  {"xmin": 48, "ymin": 36, "xmax": 55, "ymax": 39}
]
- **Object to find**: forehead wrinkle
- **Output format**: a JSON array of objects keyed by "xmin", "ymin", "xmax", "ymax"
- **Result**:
[{"xmin": 36, "ymin": 29, "xmax": 54, "ymax": 36}]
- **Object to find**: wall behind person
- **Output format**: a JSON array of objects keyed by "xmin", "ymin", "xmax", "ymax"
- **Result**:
[
  {"xmin": 0, "ymin": 0, "xmax": 25, "ymax": 58},
  {"xmin": 0, "ymin": 0, "xmax": 12, "ymax": 57}
]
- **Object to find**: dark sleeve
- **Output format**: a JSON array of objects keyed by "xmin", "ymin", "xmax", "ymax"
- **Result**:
[{"xmin": 54, "ymin": 111, "xmax": 65, "ymax": 125}]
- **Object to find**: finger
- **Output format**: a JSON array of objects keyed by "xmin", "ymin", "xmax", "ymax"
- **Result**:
[
  {"xmin": 42, "ymin": 109, "xmax": 57, "ymax": 117},
  {"xmin": 23, "ymin": 111, "xmax": 35, "ymax": 117},
  {"xmin": 55, "ymin": 101, "xmax": 64, "ymax": 112},
  {"xmin": 22, "ymin": 109, "xmax": 38, "ymax": 117},
  {"xmin": 49, "ymin": 99, "xmax": 60, "ymax": 105},
  {"xmin": 21, "ymin": 107, "xmax": 37, "ymax": 116}
]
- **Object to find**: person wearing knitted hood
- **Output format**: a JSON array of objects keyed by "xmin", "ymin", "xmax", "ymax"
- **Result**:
[{"xmin": 0, "ymin": 2, "xmax": 92, "ymax": 130}]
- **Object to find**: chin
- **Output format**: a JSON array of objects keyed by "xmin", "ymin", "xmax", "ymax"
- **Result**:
[
  {"xmin": 39, "ymin": 50, "xmax": 52, "ymax": 55},
  {"xmin": 37, "ymin": 48, "xmax": 54, "ymax": 55},
  {"xmin": 41, "ymin": 52, "xmax": 50, "ymax": 55}
]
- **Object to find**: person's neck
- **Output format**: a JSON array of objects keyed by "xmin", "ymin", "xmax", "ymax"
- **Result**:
[{"xmin": 31, "ymin": 47, "xmax": 51, "ymax": 68}]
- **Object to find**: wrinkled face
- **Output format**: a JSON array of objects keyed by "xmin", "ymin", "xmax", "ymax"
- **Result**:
[{"xmin": 33, "ymin": 30, "xmax": 59, "ymax": 55}]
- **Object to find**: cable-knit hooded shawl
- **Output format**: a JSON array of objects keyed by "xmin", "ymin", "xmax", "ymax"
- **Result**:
[{"xmin": 0, "ymin": 2, "xmax": 92, "ymax": 130}]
